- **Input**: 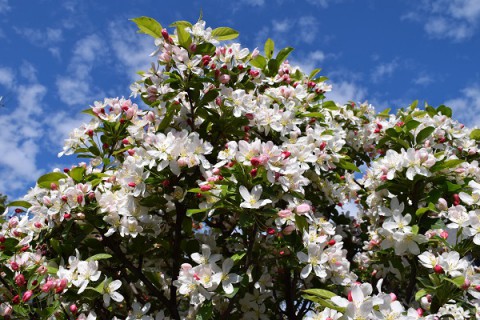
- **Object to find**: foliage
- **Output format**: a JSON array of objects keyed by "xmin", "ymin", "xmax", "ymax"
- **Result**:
[{"xmin": 1, "ymin": 16, "xmax": 480, "ymax": 320}]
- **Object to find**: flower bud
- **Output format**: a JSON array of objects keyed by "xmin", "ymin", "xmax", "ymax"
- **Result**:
[
  {"xmin": 22, "ymin": 290, "xmax": 33, "ymax": 302},
  {"xmin": 15, "ymin": 274, "xmax": 26, "ymax": 286},
  {"xmin": 69, "ymin": 304, "xmax": 78, "ymax": 314},
  {"xmin": 433, "ymin": 264, "xmax": 444, "ymax": 274}
]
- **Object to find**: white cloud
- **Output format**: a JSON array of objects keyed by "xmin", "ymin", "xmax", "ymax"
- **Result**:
[
  {"xmin": 56, "ymin": 34, "xmax": 106, "ymax": 106},
  {"xmin": 14, "ymin": 27, "xmax": 63, "ymax": 47},
  {"xmin": 371, "ymin": 60, "xmax": 398, "ymax": 83},
  {"xmin": 108, "ymin": 21, "xmax": 155, "ymax": 81},
  {"xmin": 327, "ymin": 81, "xmax": 367, "ymax": 105},
  {"xmin": 272, "ymin": 20, "xmax": 290, "ymax": 33},
  {"xmin": 291, "ymin": 50, "xmax": 328, "ymax": 73},
  {"xmin": 306, "ymin": 0, "xmax": 341, "ymax": 8},
  {"xmin": 413, "ymin": 73, "xmax": 434, "ymax": 86},
  {"xmin": 298, "ymin": 16, "xmax": 318, "ymax": 44},
  {"xmin": 0, "ymin": 78, "xmax": 47, "ymax": 198},
  {"xmin": 405, "ymin": 0, "xmax": 480, "ymax": 41},
  {"xmin": 444, "ymin": 84, "xmax": 480, "ymax": 127},
  {"xmin": 242, "ymin": 0, "xmax": 265, "ymax": 6},
  {"xmin": 0, "ymin": 0, "xmax": 10, "ymax": 14},
  {"xmin": 0, "ymin": 67, "xmax": 14, "ymax": 89},
  {"xmin": 20, "ymin": 61, "xmax": 38, "ymax": 83}
]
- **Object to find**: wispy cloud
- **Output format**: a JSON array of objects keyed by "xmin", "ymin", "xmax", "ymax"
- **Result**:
[
  {"xmin": 413, "ymin": 73, "xmax": 434, "ymax": 86},
  {"xmin": 327, "ymin": 80, "xmax": 367, "ymax": 106},
  {"xmin": 0, "ymin": 65, "xmax": 47, "ymax": 198},
  {"xmin": 56, "ymin": 34, "xmax": 106, "ymax": 106},
  {"xmin": 444, "ymin": 84, "xmax": 480, "ymax": 127},
  {"xmin": 0, "ymin": 0, "xmax": 10, "ymax": 14},
  {"xmin": 14, "ymin": 27, "xmax": 63, "ymax": 46},
  {"xmin": 306, "ymin": 0, "xmax": 341, "ymax": 8},
  {"xmin": 108, "ymin": 20, "xmax": 155, "ymax": 82},
  {"xmin": 404, "ymin": 0, "xmax": 480, "ymax": 41},
  {"xmin": 371, "ymin": 60, "xmax": 399, "ymax": 83}
]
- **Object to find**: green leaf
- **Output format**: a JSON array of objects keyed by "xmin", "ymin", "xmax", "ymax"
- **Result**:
[
  {"xmin": 437, "ymin": 105, "xmax": 452, "ymax": 117},
  {"xmin": 303, "ymin": 288, "xmax": 336, "ymax": 299},
  {"xmin": 446, "ymin": 181, "xmax": 462, "ymax": 192},
  {"xmin": 69, "ymin": 166, "xmax": 85, "ymax": 182},
  {"xmin": 250, "ymin": 55, "xmax": 267, "ymax": 69},
  {"xmin": 264, "ymin": 38, "xmax": 274, "ymax": 59},
  {"xmin": 159, "ymin": 104, "xmax": 180, "ymax": 131},
  {"xmin": 302, "ymin": 295, "xmax": 345, "ymax": 312},
  {"xmin": 405, "ymin": 119, "xmax": 421, "ymax": 131},
  {"xmin": 86, "ymin": 253, "xmax": 112, "ymax": 262},
  {"xmin": 211, "ymin": 27, "xmax": 239, "ymax": 40},
  {"xmin": 308, "ymin": 68, "xmax": 321, "ymax": 80},
  {"xmin": 169, "ymin": 20, "xmax": 193, "ymax": 28},
  {"xmin": 430, "ymin": 159, "xmax": 464, "ymax": 172},
  {"xmin": 412, "ymin": 224, "xmax": 419, "ymax": 235},
  {"xmin": 470, "ymin": 129, "xmax": 480, "ymax": 140},
  {"xmin": 301, "ymin": 112, "xmax": 324, "ymax": 119},
  {"xmin": 322, "ymin": 100, "xmax": 339, "ymax": 110},
  {"xmin": 187, "ymin": 208, "xmax": 208, "ymax": 217},
  {"xmin": 337, "ymin": 159, "xmax": 360, "ymax": 172},
  {"xmin": 81, "ymin": 108, "xmax": 96, "ymax": 117},
  {"xmin": 231, "ymin": 252, "xmax": 246, "ymax": 262},
  {"xmin": 276, "ymin": 47, "xmax": 293, "ymax": 64},
  {"xmin": 130, "ymin": 17, "xmax": 163, "ymax": 38},
  {"xmin": 6, "ymin": 200, "xmax": 31, "ymax": 209},
  {"xmin": 267, "ymin": 58, "xmax": 279, "ymax": 76},
  {"xmin": 378, "ymin": 108, "xmax": 391, "ymax": 118},
  {"xmin": 415, "ymin": 289, "xmax": 428, "ymax": 301},
  {"xmin": 195, "ymin": 42, "xmax": 216, "ymax": 55},
  {"xmin": 445, "ymin": 276, "xmax": 465, "ymax": 288},
  {"xmin": 176, "ymin": 25, "xmax": 192, "ymax": 48},
  {"xmin": 38, "ymin": 172, "xmax": 67, "ymax": 188},
  {"xmin": 416, "ymin": 126, "xmax": 435, "ymax": 144},
  {"xmin": 295, "ymin": 215, "xmax": 308, "ymax": 232}
]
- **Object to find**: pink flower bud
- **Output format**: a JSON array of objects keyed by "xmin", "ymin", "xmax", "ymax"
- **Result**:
[
  {"xmin": 440, "ymin": 230, "xmax": 448, "ymax": 239},
  {"xmin": 200, "ymin": 185, "xmax": 212, "ymax": 192},
  {"xmin": 128, "ymin": 182, "xmax": 136, "ymax": 188},
  {"xmin": 277, "ymin": 209, "xmax": 292, "ymax": 219},
  {"xmin": 69, "ymin": 304, "xmax": 78, "ymax": 314},
  {"xmin": 11, "ymin": 262, "xmax": 19, "ymax": 271},
  {"xmin": 15, "ymin": 274, "xmax": 26, "ymax": 286},
  {"xmin": 282, "ymin": 225, "xmax": 295, "ymax": 235},
  {"xmin": 22, "ymin": 290, "xmax": 33, "ymax": 302},
  {"xmin": 295, "ymin": 204, "xmax": 311, "ymax": 214},
  {"xmin": 389, "ymin": 293, "xmax": 397, "ymax": 301},
  {"xmin": 219, "ymin": 74, "xmax": 230, "ymax": 84},
  {"xmin": 416, "ymin": 308, "xmax": 424, "ymax": 316}
]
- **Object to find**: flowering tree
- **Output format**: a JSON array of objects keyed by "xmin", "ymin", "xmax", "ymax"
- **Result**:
[{"xmin": 1, "ymin": 16, "xmax": 480, "ymax": 319}]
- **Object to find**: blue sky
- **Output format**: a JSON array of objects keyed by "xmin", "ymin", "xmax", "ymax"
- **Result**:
[{"xmin": 0, "ymin": 0, "xmax": 480, "ymax": 200}]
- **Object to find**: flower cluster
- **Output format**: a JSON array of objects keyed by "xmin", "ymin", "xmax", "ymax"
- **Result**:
[{"xmin": 2, "ymin": 16, "xmax": 480, "ymax": 320}]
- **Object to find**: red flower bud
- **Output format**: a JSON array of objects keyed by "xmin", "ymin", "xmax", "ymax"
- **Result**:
[
  {"xmin": 15, "ymin": 274, "xmax": 26, "ymax": 286},
  {"xmin": 433, "ymin": 264, "xmax": 444, "ymax": 274}
]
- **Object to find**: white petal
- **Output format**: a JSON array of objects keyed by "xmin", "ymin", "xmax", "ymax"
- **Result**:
[
  {"xmin": 111, "ymin": 292, "xmax": 124, "ymax": 303},
  {"xmin": 239, "ymin": 186, "xmax": 251, "ymax": 201},
  {"xmin": 300, "ymin": 264, "xmax": 312, "ymax": 279}
]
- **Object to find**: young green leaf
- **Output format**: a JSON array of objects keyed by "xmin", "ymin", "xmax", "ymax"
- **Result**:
[
  {"xmin": 264, "ymin": 38, "xmax": 274, "ymax": 59},
  {"xmin": 276, "ymin": 47, "xmax": 294, "ymax": 64},
  {"xmin": 416, "ymin": 126, "xmax": 435, "ymax": 144},
  {"xmin": 130, "ymin": 17, "xmax": 163, "ymax": 38},
  {"xmin": 211, "ymin": 27, "xmax": 239, "ymax": 40}
]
